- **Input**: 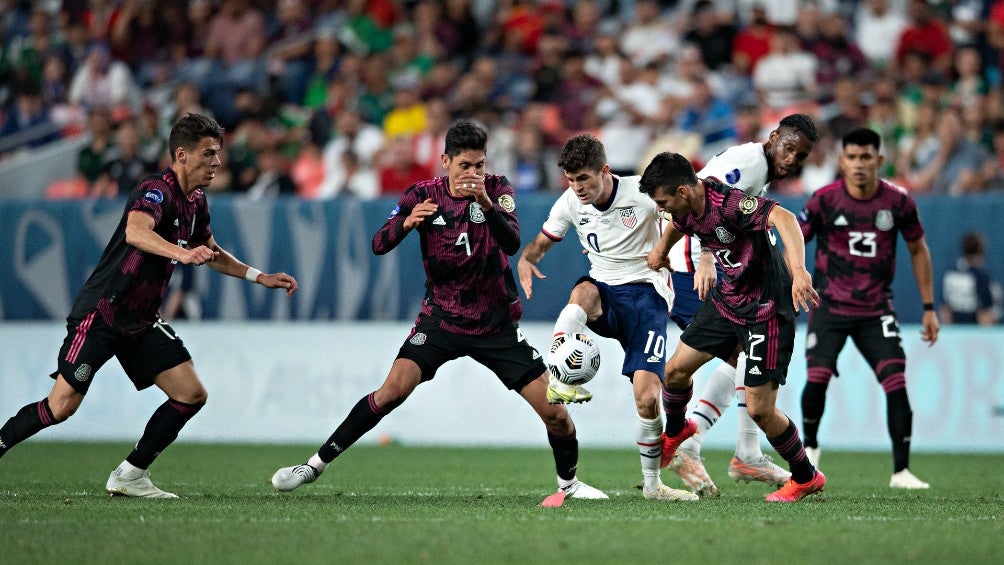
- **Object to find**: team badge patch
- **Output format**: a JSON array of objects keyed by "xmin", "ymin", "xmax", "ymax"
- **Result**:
[
  {"xmin": 725, "ymin": 168, "xmax": 742, "ymax": 185},
  {"xmin": 738, "ymin": 195, "xmax": 758, "ymax": 214},
  {"xmin": 143, "ymin": 189, "xmax": 164, "ymax": 204},
  {"xmin": 74, "ymin": 364, "xmax": 92, "ymax": 382},
  {"xmin": 409, "ymin": 332, "xmax": 427, "ymax": 345},
  {"xmin": 620, "ymin": 207, "xmax": 637, "ymax": 228},
  {"xmin": 469, "ymin": 202, "xmax": 486, "ymax": 223},
  {"xmin": 498, "ymin": 194, "xmax": 515, "ymax": 213},
  {"xmin": 715, "ymin": 226, "xmax": 735, "ymax": 243},
  {"xmin": 875, "ymin": 209, "xmax": 894, "ymax": 231},
  {"xmin": 388, "ymin": 204, "xmax": 400, "ymax": 219}
]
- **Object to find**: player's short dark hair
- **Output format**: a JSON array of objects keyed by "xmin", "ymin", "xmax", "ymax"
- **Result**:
[
  {"xmin": 842, "ymin": 127, "xmax": 882, "ymax": 150},
  {"xmin": 962, "ymin": 231, "xmax": 985, "ymax": 257},
  {"xmin": 639, "ymin": 152, "xmax": 697, "ymax": 197},
  {"xmin": 444, "ymin": 120, "xmax": 487, "ymax": 157},
  {"xmin": 557, "ymin": 133, "xmax": 607, "ymax": 173},
  {"xmin": 169, "ymin": 113, "xmax": 224, "ymax": 160},
  {"xmin": 779, "ymin": 113, "xmax": 820, "ymax": 142}
]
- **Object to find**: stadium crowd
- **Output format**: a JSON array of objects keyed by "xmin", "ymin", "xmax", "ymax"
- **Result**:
[{"xmin": 2, "ymin": 0, "xmax": 1004, "ymax": 199}]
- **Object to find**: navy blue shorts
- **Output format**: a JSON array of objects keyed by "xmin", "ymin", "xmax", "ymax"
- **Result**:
[
  {"xmin": 579, "ymin": 277, "xmax": 669, "ymax": 380},
  {"xmin": 670, "ymin": 272, "xmax": 702, "ymax": 330}
]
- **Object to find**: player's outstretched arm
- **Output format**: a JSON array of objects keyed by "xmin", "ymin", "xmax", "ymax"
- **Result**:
[
  {"xmin": 197, "ymin": 235, "xmax": 299, "ymax": 296},
  {"xmin": 694, "ymin": 247, "xmax": 717, "ymax": 300},
  {"xmin": 906, "ymin": 236, "xmax": 939, "ymax": 345},
  {"xmin": 768, "ymin": 205, "xmax": 819, "ymax": 312},
  {"xmin": 125, "ymin": 211, "xmax": 217, "ymax": 265},
  {"xmin": 517, "ymin": 233, "xmax": 556, "ymax": 300}
]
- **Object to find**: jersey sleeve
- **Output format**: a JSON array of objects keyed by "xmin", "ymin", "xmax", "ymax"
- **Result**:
[
  {"xmin": 129, "ymin": 178, "xmax": 171, "ymax": 225},
  {"xmin": 722, "ymin": 189, "xmax": 775, "ymax": 233},
  {"xmin": 192, "ymin": 192, "xmax": 213, "ymax": 243},
  {"xmin": 541, "ymin": 191, "xmax": 575, "ymax": 242},
  {"xmin": 484, "ymin": 175, "xmax": 520, "ymax": 255},
  {"xmin": 798, "ymin": 192, "xmax": 822, "ymax": 242},
  {"xmin": 898, "ymin": 194, "xmax": 925, "ymax": 243},
  {"xmin": 372, "ymin": 183, "xmax": 426, "ymax": 255},
  {"xmin": 698, "ymin": 145, "xmax": 769, "ymax": 197}
]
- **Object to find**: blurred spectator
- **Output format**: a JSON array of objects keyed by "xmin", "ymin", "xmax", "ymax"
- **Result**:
[
  {"xmin": 896, "ymin": 99, "xmax": 939, "ymax": 181},
  {"xmin": 894, "ymin": 0, "xmax": 954, "ymax": 75},
  {"xmin": 986, "ymin": 119, "xmax": 1004, "ymax": 190},
  {"xmin": 267, "ymin": 0, "xmax": 316, "ymax": 105},
  {"xmin": 301, "ymin": 27, "xmax": 344, "ymax": 110},
  {"xmin": 811, "ymin": 12, "xmax": 869, "ymax": 95},
  {"xmin": 507, "ymin": 125, "xmax": 557, "ymax": 193},
  {"xmin": 110, "ymin": 0, "xmax": 166, "ymax": 85},
  {"xmin": 338, "ymin": 0, "xmax": 396, "ymax": 55},
  {"xmin": 950, "ymin": 46, "xmax": 988, "ymax": 110},
  {"xmin": 136, "ymin": 103, "xmax": 166, "ymax": 169},
  {"xmin": 620, "ymin": 0, "xmax": 679, "ymax": 68},
  {"xmin": 752, "ymin": 26, "xmax": 818, "ymax": 112},
  {"xmin": 226, "ymin": 113, "xmax": 271, "ymax": 193},
  {"xmin": 677, "ymin": 77, "xmax": 737, "ymax": 163},
  {"xmin": 565, "ymin": 0, "xmax": 604, "ymax": 55},
  {"xmin": 39, "ymin": 52, "xmax": 69, "ymax": 108},
  {"xmin": 584, "ymin": 31, "xmax": 622, "ymax": 88},
  {"xmin": 377, "ymin": 135, "xmax": 433, "ymax": 195},
  {"xmin": 382, "ymin": 82, "xmax": 427, "ymax": 139},
  {"xmin": 291, "ymin": 136, "xmax": 326, "ymax": 198},
  {"xmin": 357, "ymin": 53, "xmax": 395, "ymax": 125},
  {"xmin": 820, "ymin": 75, "xmax": 867, "ymax": 141},
  {"xmin": 5, "ymin": 9, "xmax": 66, "ymax": 92},
  {"xmin": 92, "ymin": 118, "xmax": 153, "ymax": 198},
  {"xmin": 412, "ymin": 97, "xmax": 450, "ymax": 173},
  {"xmin": 68, "ymin": 42, "xmax": 140, "ymax": 115},
  {"xmin": 0, "ymin": 85, "xmax": 59, "ymax": 156},
  {"xmin": 317, "ymin": 109, "xmax": 384, "ymax": 199},
  {"xmin": 556, "ymin": 48, "xmax": 605, "ymax": 135},
  {"xmin": 246, "ymin": 142, "xmax": 297, "ymax": 200},
  {"xmin": 941, "ymin": 231, "xmax": 1001, "ymax": 325},
  {"xmin": 732, "ymin": 3, "xmax": 773, "ymax": 76},
  {"xmin": 434, "ymin": 0, "xmax": 480, "ymax": 67},
  {"xmin": 161, "ymin": 82, "xmax": 210, "ymax": 139},
  {"xmin": 531, "ymin": 32, "xmax": 566, "ymax": 104},
  {"xmin": 682, "ymin": 0, "xmax": 736, "ymax": 72},
  {"xmin": 386, "ymin": 22, "xmax": 435, "ymax": 95},
  {"xmin": 905, "ymin": 109, "xmax": 992, "ymax": 194},
  {"xmin": 595, "ymin": 60, "xmax": 661, "ymax": 175},
  {"xmin": 76, "ymin": 107, "xmax": 115, "ymax": 185},
  {"xmin": 201, "ymin": 0, "xmax": 267, "ymax": 126},
  {"xmin": 855, "ymin": 0, "xmax": 908, "ymax": 71},
  {"xmin": 82, "ymin": 0, "xmax": 122, "ymax": 44}
]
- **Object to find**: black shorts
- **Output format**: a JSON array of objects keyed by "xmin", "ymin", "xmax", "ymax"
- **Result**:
[
  {"xmin": 805, "ymin": 306, "xmax": 905, "ymax": 375},
  {"xmin": 397, "ymin": 314, "xmax": 547, "ymax": 392},
  {"xmin": 681, "ymin": 300, "xmax": 795, "ymax": 386},
  {"xmin": 52, "ymin": 311, "xmax": 193, "ymax": 395}
]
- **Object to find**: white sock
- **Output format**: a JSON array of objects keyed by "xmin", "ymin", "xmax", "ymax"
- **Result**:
[
  {"xmin": 734, "ymin": 355, "xmax": 764, "ymax": 461},
  {"xmin": 117, "ymin": 460, "xmax": 144, "ymax": 479},
  {"xmin": 682, "ymin": 361, "xmax": 737, "ymax": 452},
  {"xmin": 637, "ymin": 415, "xmax": 663, "ymax": 490},
  {"xmin": 558, "ymin": 475, "xmax": 578, "ymax": 490},
  {"xmin": 553, "ymin": 304, "xmax": 588, "ymax": 337},
  {"xmin": 307, "ymin": 453, "xmax": 328, "ymax": 473}
]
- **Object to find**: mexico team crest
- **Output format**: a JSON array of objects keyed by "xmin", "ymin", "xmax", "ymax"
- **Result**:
[
  {"xmin": 469, "ymin": 202, "xmax": 486, "ymax": 223},
  {"xmin": 715, "ymin": 226, "xmax": 735, "ymax": 243},
  {"xmin": 875, "ymin": 209, "xmax": 894, "ymax": 231},
  {"xmin": 620, "ymin": 208, "xmax": 637, "ymax": 228}
]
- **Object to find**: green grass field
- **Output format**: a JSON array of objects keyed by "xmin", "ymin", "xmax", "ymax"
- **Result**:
[{"xmin": 2, "ymin": 443, "xmax": 1000, "ymax": 564}]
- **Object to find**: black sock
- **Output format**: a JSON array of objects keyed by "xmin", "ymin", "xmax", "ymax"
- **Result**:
[
  {"xmin": 548, "ymin": 430, "xmax": 578, "ymax": 481},
  {"xmin": 886, "ymin": 389, "xmax": 913, "ymax": 472},
  {"xmin": 126, "ymin": 400, "xmax": 204, "ymax": 469},
  {"xmin": 661, "ymin": 384, "xmax": 692, "ymax": 437},
  {"xmin": 317, "ymin": 393, "xmax": 389, "ymax": 463},
  {"xmin": 767, "ymin": 418, "xmax": 815, "ymax": 484},
  {"xmin": 0, "ymin": 399, "xmax": 57, "ymax": 458},
  {"xmin": 800, "ymin": 382, "xmax": 828, "ymax": 448}
]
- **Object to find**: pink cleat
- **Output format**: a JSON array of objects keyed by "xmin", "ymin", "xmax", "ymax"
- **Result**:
[
  {"xmin": 659, "ymin": 418, "xmax": 698, "ymax": 468},
  {"xmin": 766, "ymin": 470, "xmax": 826, "ymax": 502}
]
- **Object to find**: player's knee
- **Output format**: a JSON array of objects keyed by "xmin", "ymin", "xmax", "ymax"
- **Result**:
[
  {"xmin": 664, "ymin": 364, "xmax": 691, "ymax": 387},
  {"xmin": 806, "ymin": 356, "xmax": 836, "ymax": 385},
  {"xmin": 634, "ymin": 391, "xmax": 660, "ymax": 419},
  {"xmin": 542, "ymin": 406, "xmax": 572, "ymax": 432},
  {"xmin": 175, "ymin": 385, "xmax": 208, "ymax": 405},
  {"xmin": 568, "ymin": 282, "xmax": 601, "ymax": 314},
  {"xmin": 48, "ymin": 396, "xmax": 81, "ymax": 422},
  {"xmin": 876, "ymin": 360, "xmax": 907, "ymax": 394}
]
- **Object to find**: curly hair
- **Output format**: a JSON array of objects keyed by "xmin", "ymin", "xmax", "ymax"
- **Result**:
[
  {"xmin": 778, "ymin": 113, "xmax": 820, "ymax": 143},
  {"xmin": 557, "ymin": 133, "xmax": 607, "ymax": 173}
]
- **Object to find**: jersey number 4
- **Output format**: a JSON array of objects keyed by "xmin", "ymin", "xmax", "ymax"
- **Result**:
[{"xmin": 455, "ymin": 232, "xmax": 471, "ymax": 256}]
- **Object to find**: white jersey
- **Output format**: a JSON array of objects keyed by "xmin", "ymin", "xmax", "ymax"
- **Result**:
[
  {"xmin": 542, "ymin": 175, "xmax": 673, "ymax": 310},
  {"xmin": 667, "ymin": 142, "xmax": 770, "ymax": 272}
]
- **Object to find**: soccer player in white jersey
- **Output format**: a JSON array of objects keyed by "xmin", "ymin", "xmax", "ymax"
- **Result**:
[
  {"xmin": 518, "ymin": 134, "xmax": 698, "ymax": 502},
  {"xmin": 665, "ymin": 114, "xmax": 818, "ymax": 496}
]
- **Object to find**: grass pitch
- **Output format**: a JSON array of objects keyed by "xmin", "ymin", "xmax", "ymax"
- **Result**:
[{"xmin": 2, "ymin": 443, "xmax": 1000, "ymax": 564}]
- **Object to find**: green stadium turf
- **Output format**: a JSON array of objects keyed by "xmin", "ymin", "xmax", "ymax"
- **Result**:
[{"xmin": 2, "ymin": 443, "xmax": 1000, "ymax": 564}]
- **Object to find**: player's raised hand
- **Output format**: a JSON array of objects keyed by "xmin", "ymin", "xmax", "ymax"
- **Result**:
[
  {"xmin": 790, "ymin": 267, "xmax": 820, "ymax": 313},
  {"xmin": 454, "ymin": 174, "xmax": 490, "ymax": 208},
  {"xmin": 920, "ymin": 309, "xmax": 940, "ymax": 346},
  {"xmin": 646, "ymin": 248, "xmax": 670, "ymax": 271},
  {"xmin": 404, "ymin": 198, "xmax": 439, "ymax": 230},
  {"xmin": 179, "ymin": 245, "xmax": 218, "ymax": 266},
  {"xmin": 517, "ymin": 257, "xmax": 545, "ymax": 299},
  {"xmin": 259, "ymin": 272, "xmax": 299, "ymax": 296}
]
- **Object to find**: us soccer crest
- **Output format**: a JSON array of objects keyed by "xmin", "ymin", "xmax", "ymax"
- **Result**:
[
  {"xmin": 620, "ymin": 207, "xmax": 637, "ymax": 228},
  {"xmin": 875, "ymin": 209, "xmax": 894, "ymax": 231},
  {"xmin": 469, "ymin": 202, "xmax": 486, "ymax": 223}
]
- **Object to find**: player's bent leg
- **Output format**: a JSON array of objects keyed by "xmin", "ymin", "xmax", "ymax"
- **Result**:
[{"xmin": 0, "ymin": 377, "xmax": 80, "ymax": 460}]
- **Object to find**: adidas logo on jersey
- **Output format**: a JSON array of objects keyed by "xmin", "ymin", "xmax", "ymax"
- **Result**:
[
  {"xmin": 432, "ymin": 216, "xmax": 446, "ymax": 226},
  {"xmin": 834, "ymin": 215, "xmax": 849, "ymax": 226},
  {"xmin": 748, "ymin": 365, "xmax": 762, "ymax": 375}
]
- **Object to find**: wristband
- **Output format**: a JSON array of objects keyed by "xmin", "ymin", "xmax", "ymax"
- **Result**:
[
  {"xmin": 923, "ymin": 303, "xmax": 934, "ymax": 311},
  {"xmin": 244, "ymin": 267, "xmax": 262, "ymax": 283}
]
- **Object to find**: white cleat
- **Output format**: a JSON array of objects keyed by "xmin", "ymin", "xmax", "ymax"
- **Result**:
[
  {"xmin": 890, "ymin": 469, "xmax": 929, "ymax": 490},
  {"xmin": 669, "ymin": 446, "xmax": 719, "ymax": 497},
  {"xmin": 271, "ymin": 464, "xmax": 319, "ymax": 492},
  {"xmin": 805, "ymin": 446, "xmax": 821, "ymax": 468},
  {"xmin": 106, "ymin": 467, "xmax": 178, "ymax": 499},
  {"xmin": 643, "ymin": 482, "xmax": 699, "ymax": 502},
  {"xmin": 728, "ymin": 455, "xmax": 792, "ymax": 487},
  {"xmin": 562, "ymin": 479, "xmax": 609, "ymax": 499}
]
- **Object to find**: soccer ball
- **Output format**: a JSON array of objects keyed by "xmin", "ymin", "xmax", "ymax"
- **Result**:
[{"xmin": 548, "ymin": 333, "xmax": 601, "ymax": 386}]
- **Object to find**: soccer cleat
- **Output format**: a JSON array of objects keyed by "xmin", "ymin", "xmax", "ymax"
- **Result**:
[
  {"xmin": 668, "ymin": 446, "xmax": 719, "ymax": 497},
  {"xmin": 271, "ymin": 464, "xmax": 319, "ymax": 492},
  {"xmin": 890, "ymin": 469, "xmax": 929, "ymax": 489},
  {"xmin": 562, "ymin": 479, "xmax": 609, "ymax": 499},
  {"xmin": 642, "ymin": 482, "xmax": 700, "ymax": 502},
  {"xmin": 546, "ymin": 375, "xmax": 593, "ymax": 404},
  {"xmin": 765, "ymin": 470, "xmax": 826, "ymax": 502},
  {"xmin": 728, "ymin": 454, "xmax": 792, "ymax": 486},
  {"xmin": 659, "ymin": 418, "xmax": 698, "ymax": 468},
  {"xmin": 805, "ymin": 446, "xmax": 821, "ymax": 467},
  {"xmin": 106, "ymin": 467, "xmax": 178, "ymax": 499}
]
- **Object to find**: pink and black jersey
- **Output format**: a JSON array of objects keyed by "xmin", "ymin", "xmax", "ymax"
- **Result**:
[
  {"xmin": 799, "ymin": 178, "xmax": 924, "ymax": 316},
  {"xmin": 672, "ymin": 179, "xmax": 794, "ymax": 325},
  {"xmin": 373, "ymin": 174, "xmax": 522, "ymax": 336},
  {"xmin": 69, "ymin": 167, "xmax": 212, "ymax": 334}
]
